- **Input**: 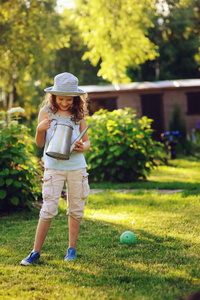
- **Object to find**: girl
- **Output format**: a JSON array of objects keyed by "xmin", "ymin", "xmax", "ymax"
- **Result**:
[{"xmin": 21, "ymin": 72, "xmax": 90, "ymax": 265}]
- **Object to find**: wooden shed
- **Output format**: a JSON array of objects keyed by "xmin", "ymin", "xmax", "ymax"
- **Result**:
[{"xmin": 80, "ymin": 79, "xmax": 200, "ymax": 140}]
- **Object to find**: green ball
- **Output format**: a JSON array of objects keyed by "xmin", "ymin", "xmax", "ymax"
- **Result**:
[{"xmin": 120, "ymin": 231, "xmax": 137, "ymax": 244}]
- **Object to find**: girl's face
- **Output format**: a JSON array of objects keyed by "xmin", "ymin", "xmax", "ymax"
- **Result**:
[{"xmin": 55, "ymin": 96, "xmax": 74, "ymax": 111}]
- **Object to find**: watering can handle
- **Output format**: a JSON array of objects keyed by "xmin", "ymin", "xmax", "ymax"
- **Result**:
[
  {"xmin": 51, "ymin": 119, "xmax": 73, "ymax": 127},
  {"xmin": 51, "ymin": 118, "xmax": 57, "ymax": 124}
]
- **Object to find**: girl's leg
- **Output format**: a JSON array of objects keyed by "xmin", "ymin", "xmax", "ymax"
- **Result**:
[
  {"xmin": 65, "ymin": 168, "xmax": 89, "ymax": 261},
  {"xmin": 21, "ymin": 218, "xmax": 52, "ymax": 265},
  {"xmin": 66, "ymin": 168, "xmax": 86, "ymax": 252},
  {"xmin": 33, "ymin": 219, "xmax": 51, "ymax": 254},
  {"xmin": 34, "ymin": 170, "xmax": 65, "ymax": 254},
  {"xmin": 68, "ymin": 215, "xmax": 79, "ymax": 250}
]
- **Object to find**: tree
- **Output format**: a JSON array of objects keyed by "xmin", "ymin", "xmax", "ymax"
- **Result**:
[
  {"xmin": 73, "ymin": 0, "xmax": 158, "ymax": 84},
  {"xmin": 50, "ymin": 8, "xmax": 107, "ymax": 85},
  {"xmin": 187, "ymin": 0, "xmax": 200, "ymax": 70},
  {"xmin": 130, "ymin": 0, "xmax": 200, "ymax": 81},
  {"xmin": 0, "ymin": 0, "xmax": 69, "ymax": 112}
]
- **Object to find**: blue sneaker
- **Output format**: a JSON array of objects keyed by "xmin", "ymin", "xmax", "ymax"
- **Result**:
[
  {"xmin": 21, "ymin": 251, "xmax": 40, "ymax": 266},
  {"xmin": 64, "ymin": 247, "xmax": 76, "ymax": 261}
]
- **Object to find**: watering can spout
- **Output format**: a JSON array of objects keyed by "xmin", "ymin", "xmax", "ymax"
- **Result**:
[{"xmin": 69, "ymin": 125, "xmax": 91, "ymax": 154}]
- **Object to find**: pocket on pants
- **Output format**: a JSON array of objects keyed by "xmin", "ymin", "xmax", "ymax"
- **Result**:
[
  {"xmin": 42, "ymin": 175, "xmax": 53, "ymax": 198},
  {"xmin": 82, "ymin": 173, "xmax": 90, "ymax": 199}
]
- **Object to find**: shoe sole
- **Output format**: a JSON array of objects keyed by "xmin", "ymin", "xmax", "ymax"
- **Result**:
[
  {"xmin": 21, "ymin": 258, "xmax": 39, "ymax": 266},
  {"xmin": 64, "ymin": 257, "xmax": 76, "ymax": 262}
]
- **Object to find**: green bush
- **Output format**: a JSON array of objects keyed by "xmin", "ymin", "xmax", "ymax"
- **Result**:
[
  {"xmin": 187, "ymin": 129, "xmax": 200, "ymax": 157},
  {"xmin": 85, "ymin": 108, "xmax": 165, "ymax": 182},
  {"xmin": 0, "ymin": 108, "xmax": 42, "ymax": 213},
  {"xmin": 168, "ymin": 103, "xmax": 192, "ymax": 155},
  {"xmin": 169, "ymin": 103, "xmax": 187, "ymax": 140}
]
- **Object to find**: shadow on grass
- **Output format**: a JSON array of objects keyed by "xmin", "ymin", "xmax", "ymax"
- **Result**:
[
  {"xmin": 43, "ymin": 217, "xmax": 199, "ymax": 299},
  {"xmin": 6, "ymin": 213, "xmax": 196, "ymax": 299},
  {"xmin": 1, "ymin": 206, "xmax": 199, "ymax": 300}
]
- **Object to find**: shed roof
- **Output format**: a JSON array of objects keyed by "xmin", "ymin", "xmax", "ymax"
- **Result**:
[{"xmin": 79, "ymin": 78, "xmax": 200, "ymax": 93}]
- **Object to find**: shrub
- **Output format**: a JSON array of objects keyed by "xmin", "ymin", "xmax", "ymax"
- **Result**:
[
  {"xmin": 85, "ymin": 108, "xmax": 165, "ymax": 182},
  {"xmin": 169, "ymin": 103, "xmax": 187, "ymax": 143},
  {"xmin": 168, "ymin": 103, "xmax": 192, "ymax": 155},
  {"xmin": 0, "ymin": 108, "xmax": 42, "ymax": 213}
]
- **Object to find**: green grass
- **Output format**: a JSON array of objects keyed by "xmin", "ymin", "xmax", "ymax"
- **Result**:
[{"xmin": 0, "ymin": 157, "xmax": 200, "ymax": 299}]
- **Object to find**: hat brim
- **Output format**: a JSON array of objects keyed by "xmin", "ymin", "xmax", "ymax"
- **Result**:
[{"xmin": 44, "ymin": 87, "xmax": 86, "ymax": 96}]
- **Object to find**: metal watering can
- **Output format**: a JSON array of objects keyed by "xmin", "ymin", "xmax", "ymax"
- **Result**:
[{"xmin": 46, "ymin": 119, "xmax": 90, "ymax": 160}]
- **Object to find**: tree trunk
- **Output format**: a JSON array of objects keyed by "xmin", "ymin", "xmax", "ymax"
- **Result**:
[
  {"xmin": 8, "ymin": 76, "xmax": 15, "ymax": 109},
  {"xmin": 7, "ymin": 76, "xmax": 15, "ymax": 121},
  {"xmin": 155, "ymin": 60, "xmax": 160, "ymax": 81},
  {"xmin": 2, "ymin": 74, "xmax": 7, "ymax": 109}
]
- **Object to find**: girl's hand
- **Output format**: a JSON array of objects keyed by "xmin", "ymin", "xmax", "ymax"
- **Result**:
[
  {"xmin": 73, "ymin": 141, "xmax": 85, "ymax": 152},
  {"xmin": 37, "ymin": 118, "xmax": 53, "ymax": 133}
]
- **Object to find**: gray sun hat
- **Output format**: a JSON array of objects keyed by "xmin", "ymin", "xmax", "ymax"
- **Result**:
[{"xmin": 44, "ymin": 72, "xmax": 86, "ymax": 96}]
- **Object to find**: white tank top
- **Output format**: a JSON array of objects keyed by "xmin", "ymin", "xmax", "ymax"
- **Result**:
[{"xmin": 43, "ymin": 105, "xmax": 88, "ymax": 170}]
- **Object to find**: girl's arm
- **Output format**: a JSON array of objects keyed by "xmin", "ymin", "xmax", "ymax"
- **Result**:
[
  {"xmin": 74, "ymin": 119, "xmax": 90, "ymax": 152},
  {"xmin": 35, "ymin": 107, "xmax": 52, "ymax": 148}
]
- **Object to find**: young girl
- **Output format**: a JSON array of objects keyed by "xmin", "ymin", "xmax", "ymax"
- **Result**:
[{"xmin": 21, "ymin": 72, "xmax": 90, "ymax": 265}]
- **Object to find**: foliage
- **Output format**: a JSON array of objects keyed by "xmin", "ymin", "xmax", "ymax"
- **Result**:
[
  {"xmin": 157, "ymin": 0, "xmax": 200, "ymax": 80},
  {"xmin": 0, "ymin": 108, "xmax": 42, "ymax": 213},
  {"xmin": 1, "ymin": 0, "xmax": 200, "ymax": 130},
  {"xmin": 169, "ymin": 103, "xmax": 187, "ymax": 140},
  {"xmin": 85, "ymin": 108, "xmax": 165, "ymax": 182},
  {"xmin": 0, "ymin": 0, "xmax": 69, "ymax": 113},
  {"xmin": 180, "ymin": 0, "xmax": 200, "ymax": 69},
  {"xmin": 187, "ymin": 129, "xmax": 200, "ymax": 157},
  {"xmin": 1, "ymin": 0, "xmax": 200, "ymax": 125},
  {"xmin": 167, "ymin": 103, "xmax": 188, "ymax": 155},
  {"xmin": 129, "ymin": 0, "xmax": 200, "ymax": 81},
  {"xmin": 169, "ymin": 103, "xmax": 186, "ymax": 137},
  {"xmin": 73, "ymin": 0, "xmax": 158, "ymax": 84},
  {"xmin": 51, "ymin": 9, "xmax": 108, "ymax": 86}
]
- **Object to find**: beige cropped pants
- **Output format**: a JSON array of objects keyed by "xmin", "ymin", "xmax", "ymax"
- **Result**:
[{"xmin": 40, "ymin": 168, "xmax": 89, "ymax": 222}]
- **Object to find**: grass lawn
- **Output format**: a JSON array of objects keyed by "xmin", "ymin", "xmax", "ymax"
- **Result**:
[{"xmin": 0, "ymin": 157, "xmax": 200, "ymax": 300}]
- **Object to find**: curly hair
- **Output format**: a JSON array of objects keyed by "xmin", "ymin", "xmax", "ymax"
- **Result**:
[{"xmin": 42, "ymin": 93, "xmax": 89, "ymax": 123}]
